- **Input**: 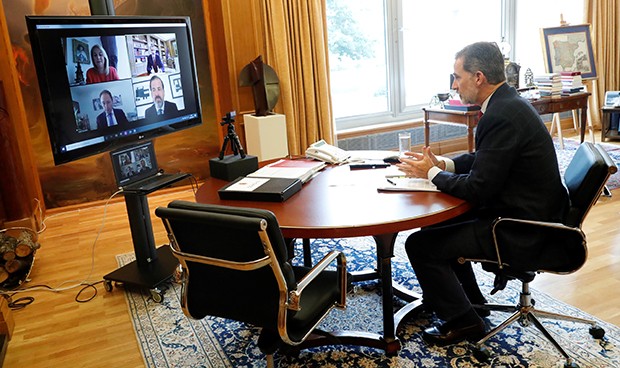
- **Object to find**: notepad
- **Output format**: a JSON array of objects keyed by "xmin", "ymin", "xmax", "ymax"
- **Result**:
[{"xmin": 377, "ymin": 177, "xmax": 440, "ymax": 192}]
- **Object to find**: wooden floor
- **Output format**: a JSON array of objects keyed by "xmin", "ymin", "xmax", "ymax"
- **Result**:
[{"xmin": 4, "ymin": 133, "xmax": 620, "ymax": 367}]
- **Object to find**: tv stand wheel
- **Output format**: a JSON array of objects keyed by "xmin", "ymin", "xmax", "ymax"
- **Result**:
[
  {"xmin": 150, "ymin": 288, "xmax": 164, "ymax": 303},
  {"xmin": 104, "ymin": 280, "xmax": 113, "ymax": 292}
]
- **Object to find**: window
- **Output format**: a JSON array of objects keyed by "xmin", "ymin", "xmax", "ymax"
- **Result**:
[{"xmin": 327, "ymin": 0, "xmax": 583, "ymax": 132}]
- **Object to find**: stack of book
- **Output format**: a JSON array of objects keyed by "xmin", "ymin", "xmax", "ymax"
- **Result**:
[
  {"xmin": 534, "ymin": 73, "xmax": 562, "ymax": 99},
  {"xmin": 560, "ymin": 71, "xmax": 584, "ymax": 95}
]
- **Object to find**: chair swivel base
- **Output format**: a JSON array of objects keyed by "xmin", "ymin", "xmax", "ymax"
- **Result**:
[{"xmin": 472, "ymin": 284, "xmax": 605, "ymax": 368}]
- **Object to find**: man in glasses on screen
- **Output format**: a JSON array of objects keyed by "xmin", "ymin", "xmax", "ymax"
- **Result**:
[{"xmin": 145, "ymin": 75, "xmax": 178, "ymax": 121}]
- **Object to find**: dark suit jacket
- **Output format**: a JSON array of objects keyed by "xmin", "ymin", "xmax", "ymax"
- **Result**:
[
  {"xmin": 432, "ymin": 83, "xmax": 569, "ymax": 262},
  {"xmin": 144, "ymin": 101, "xmax": 179, "ymax": 121},
  {"xmin": 96, "ymin": 108, "xmax": 130, "ymax": 131}
]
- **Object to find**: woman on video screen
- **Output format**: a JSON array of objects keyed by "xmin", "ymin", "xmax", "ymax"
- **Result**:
[{"xmin": 86, "ymin": 44, "xmax": 119, "ymax": 84}]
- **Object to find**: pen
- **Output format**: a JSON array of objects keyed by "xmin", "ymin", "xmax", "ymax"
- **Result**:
[{"xmin": 386, "ymin": 178, "xmax": 397, "ymax": 186}]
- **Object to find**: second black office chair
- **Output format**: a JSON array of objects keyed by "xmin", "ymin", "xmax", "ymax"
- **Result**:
[
  {"xmin": 461, "ymin": 142, "xmax": 616, "ymax": 368},
  {"xmin": 155, "ymin": 200, "xmax": 347, "ymax": 367}
]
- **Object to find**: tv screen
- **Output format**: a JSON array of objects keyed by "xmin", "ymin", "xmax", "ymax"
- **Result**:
[{"xmin": 26, "ymin": 15, "xmax": 202, "ymax": 165}]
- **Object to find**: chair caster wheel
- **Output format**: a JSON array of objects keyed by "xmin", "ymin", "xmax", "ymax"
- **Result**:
[
  {"xmin": 150, "ymin": 288, "xmax": 164, "ymax": 303},
  {"xmin": 589, "ymin": 326, "xmax": 605, "ymax": 339},
  {"xmin": 473, "ymin": 345, "xmax": 491, "ymax": 362},
  {"xmin": 104, "ymin": 280, "xmax": 113, "ymax": 292}
]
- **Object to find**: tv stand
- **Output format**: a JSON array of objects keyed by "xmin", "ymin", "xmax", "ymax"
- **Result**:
[{"xmin": 103, "ymin": 173, "xmax": 191, "ymax": 302}]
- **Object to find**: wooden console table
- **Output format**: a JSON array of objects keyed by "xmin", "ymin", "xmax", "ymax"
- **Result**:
[
  {"xmin": 423, "ymin": 107, "xmax": 479, "ymax": 153},
  {"xmin": 423, "ymin": 92, "xmax": 592, "ymax": 151}
]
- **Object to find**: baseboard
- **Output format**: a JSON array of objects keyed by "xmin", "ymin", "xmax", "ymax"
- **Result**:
[{"xmin": 3, "ymin": 215, "xmax": 39, "ymax": 232}]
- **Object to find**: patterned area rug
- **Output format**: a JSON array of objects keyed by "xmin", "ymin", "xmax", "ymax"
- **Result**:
[
  {"xmin": 554, "ymin": 138, "xmax": 620, "ymax": 190},
  {"xmin": 118, "ymin": 233, "xmax": 620, "ymax": 368}
]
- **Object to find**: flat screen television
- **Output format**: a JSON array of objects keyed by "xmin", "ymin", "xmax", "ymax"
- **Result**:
[{"xmin": 26, "ymin": 15, "xmax": 202, "ymax": 165}]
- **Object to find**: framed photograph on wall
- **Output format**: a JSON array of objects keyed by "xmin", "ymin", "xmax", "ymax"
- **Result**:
[
  {"xmin": 72, "ymin": 39, "xmax": 90, "ymax": 64},
  {"xmin": 133, "ymin": 81, "xmax": 151, "ymax": 106},
  {"xmin": 541, "ymin": 24, "xmax": 597, "ymax": 79},
  {"xmin": 169, "ymin": 73, "xmax": 183, "ymax": 98}
]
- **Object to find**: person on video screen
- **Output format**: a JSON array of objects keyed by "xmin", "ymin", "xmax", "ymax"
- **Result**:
[
  {"xmin": 96, "ymin": 90, "xmax": 129, "ymax": 130},
  {"xmin": 86, "ymin": 44, "xmax": 119, "ymax": 84},
  {"xmin": 147, "ymin": 47, "xmax": 165, "ymax": 74},
  {"xmin": 145, "ymin": 75, "xmax": 178, "ymax": 120}
]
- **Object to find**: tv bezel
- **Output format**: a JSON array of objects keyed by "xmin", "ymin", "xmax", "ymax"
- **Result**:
[{"xmin": 26, "ymin": 15, "xmax": 203, "ymax": 165}]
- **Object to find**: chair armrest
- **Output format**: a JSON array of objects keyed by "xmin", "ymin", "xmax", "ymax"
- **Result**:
[
  {"xmin": 490, "ymin": 217, "xmax": 585, "ymax": 267},
  {"xmin": 288, "ymin": 250, "xmax": 347, "ymax": 310}
]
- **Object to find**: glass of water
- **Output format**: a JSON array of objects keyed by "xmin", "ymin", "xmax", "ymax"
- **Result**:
[{"xmin": 398, "ymin": 132, "xmax": 411, "ymax": 155}]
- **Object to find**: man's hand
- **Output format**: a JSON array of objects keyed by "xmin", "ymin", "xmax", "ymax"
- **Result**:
[{"xmin": 396, "ymin": 146, "xmax": 444, "ymax": 178}]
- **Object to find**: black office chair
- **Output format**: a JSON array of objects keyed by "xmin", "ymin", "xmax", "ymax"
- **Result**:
[
  {"xmin": 460, "ymin": 142, "xmax": 617, "ymax": 368},
  {"xmin": 155, "ymin": 200, "xmax": 347, "ymax": 367}
]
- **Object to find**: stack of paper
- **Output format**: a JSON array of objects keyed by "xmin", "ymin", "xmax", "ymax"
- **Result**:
[{"xmin": 247, "ymin": 159, "xmax": 327, "ymax": 183}]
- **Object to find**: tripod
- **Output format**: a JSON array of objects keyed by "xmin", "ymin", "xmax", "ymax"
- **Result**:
[{"xmin": 218, "ymin": 112, "xmax": 246, "ymax": 160}]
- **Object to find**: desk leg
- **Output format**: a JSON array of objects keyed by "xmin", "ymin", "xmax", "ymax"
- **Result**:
[
  {"xmin": 424, "ymin": 120, "xmax": 430, "ymax": 147},
  {"xmin": 580, "ymin": 106, "xmax": 587, "ymax": 143}
]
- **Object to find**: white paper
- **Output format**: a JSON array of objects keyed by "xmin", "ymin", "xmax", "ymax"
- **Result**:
[
  {"xmin": 224, "ymin": 177, "xmax": 269, "ymax": 192},
  {"xmin": 377, "ymin": 177, "xmax": 439, "ymax": 192}
]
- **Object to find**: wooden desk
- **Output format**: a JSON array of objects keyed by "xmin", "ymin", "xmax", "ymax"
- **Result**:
[
  {"xmin": 529, "ymin": 92, "xmax": 591, "ymax": 143},
  {"xmin": 601, "ymin": 106, "xmax": 620, "ymax": 142},
  {"xmin": 423, "ymin": 92, "xmax": 592, "ymax": 151},
  {"xmin": 195, "ymin": 164, "xmax": 471, "ymax": 354},
  {"xmin": 423, "ymin": 107, "xmax": 479, "ymax": 153}
]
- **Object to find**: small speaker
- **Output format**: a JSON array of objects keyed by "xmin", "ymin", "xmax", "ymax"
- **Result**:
[{"xmin": 209, "ymin": 155, "xmax": 259, "ymax": 181}]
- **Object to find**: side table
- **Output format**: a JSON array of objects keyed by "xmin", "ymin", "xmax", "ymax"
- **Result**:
[
  {"xmin": 422, "ymin": 107, "xmax": 479, "ymax": 153},
  {"xmin": 601, "ymin": 106, "xmax": 620, "ymax": 142}
]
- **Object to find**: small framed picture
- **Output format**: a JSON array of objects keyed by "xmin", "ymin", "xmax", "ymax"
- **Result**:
[
  {"xmin": 540, "ymin": 24, "xmax": 597, "ymax": 80},
  {"xmin": 72, "ymin": 39, "xmax": 90, "ymax": 65},
  {"xmin": 169, "ymin": 73, "xmax": 183, "ymax": 98},
  {"xmin": 133, "ymin": 80, "xmax": 151, "ymax": 106}
]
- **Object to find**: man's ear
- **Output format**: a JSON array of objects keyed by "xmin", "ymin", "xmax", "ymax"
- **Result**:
[{"xmin": 475, "ymin": 71, "xmax": 487, "ymax": 86}]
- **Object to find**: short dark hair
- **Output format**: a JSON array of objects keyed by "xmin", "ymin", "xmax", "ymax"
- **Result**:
[
  {"xmin": 455, "ymin": 42, "xmax": 506, "ymax": 84},
  {"xmin": 99, "ymin": 89, "xmax": 113, "ymax": 100},
  {"xmin": 149, "ymin": 75, "xmax": 164, "ymax": 90}
]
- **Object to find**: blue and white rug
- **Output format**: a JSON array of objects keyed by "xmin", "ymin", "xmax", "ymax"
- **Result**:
[
  {"xmin": 118, "ymin": 233, "xmax": 619, "ymax": 367},
  {"xmin": 554, "ymin": 138, "xmax": 620, "ymax": 190}
]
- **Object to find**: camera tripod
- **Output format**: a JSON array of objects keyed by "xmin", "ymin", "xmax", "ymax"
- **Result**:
[{"xmin": 218, "ymin": 112, "xmax": 246, "ymax": 160}]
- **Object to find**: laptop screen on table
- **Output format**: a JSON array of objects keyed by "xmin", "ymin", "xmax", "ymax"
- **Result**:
[{"xmin": 110, "ymin": 141, "xmax": 158, "ymax": 187}]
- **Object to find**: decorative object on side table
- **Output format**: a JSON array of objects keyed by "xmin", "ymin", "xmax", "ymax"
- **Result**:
[
  {"xmin": 238, "ymin": 55, "xmax": 280, "ymax": 116},
  {"xmin": 505, "ymin": 61, "xmax": 520, "ymax": 89}
]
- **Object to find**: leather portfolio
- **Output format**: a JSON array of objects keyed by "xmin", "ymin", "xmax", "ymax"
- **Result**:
[{"xmin": 217, "ymin": 176, "xmax": 302, "ymax": 202}]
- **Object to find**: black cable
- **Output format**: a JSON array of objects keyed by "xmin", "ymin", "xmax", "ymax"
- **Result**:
[{"xmin": 75, "ymin": 280, "xmax": 104, "ymax": 303}]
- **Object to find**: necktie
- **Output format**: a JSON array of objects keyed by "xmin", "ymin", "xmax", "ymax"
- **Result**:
[
  {"xmin": 158, "ymin": 109, "xmax": 163, "ymax": 116},
  {"xmin": 477, "ymin": 110, "xmax": 483, "ymax": 120},
  {"xmin": 107, "ymin": 113, "xmax": 116, "ymax": 126}
]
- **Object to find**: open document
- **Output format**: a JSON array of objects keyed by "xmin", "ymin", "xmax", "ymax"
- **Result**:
[
  {"xmin": 377, "ymin": 177, "xmax": 439, "ymax": 192},
  {"xmin": 247, "ymin": 159, "xmax": 326, "ymax": 183}
]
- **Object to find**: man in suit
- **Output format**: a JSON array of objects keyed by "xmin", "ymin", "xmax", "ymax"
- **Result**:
[
  {"xmin": 144, "ymin": 75, "xmax": 178, "ymax": 121},
  {"xmin": 396, "ymin": 42, "xmax": 569, "ymax": 345},
  {"xmin": 96, "ymin": 89, "xmax": 129, "ymax": 131}
]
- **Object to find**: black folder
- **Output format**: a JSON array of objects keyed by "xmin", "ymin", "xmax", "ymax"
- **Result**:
[{"xmin": 218, "ymin": 177, "xmax": 302, "ymax": 202}]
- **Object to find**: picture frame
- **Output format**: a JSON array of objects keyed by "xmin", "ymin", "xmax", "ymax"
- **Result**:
[
  {"xmin": 72, "ymin": 39, "xmax": 90, "ymax": 65},
  {"xmin": 133, "ymin": 81, "xmax": 152, "ymax": 106},
  {"xmin": 169, "ymin": 73, "xmax": 183, "ymax": 98},
  {"xmin": 541, "ymin": 24, "xmax": 597, "ymax": 79}
]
